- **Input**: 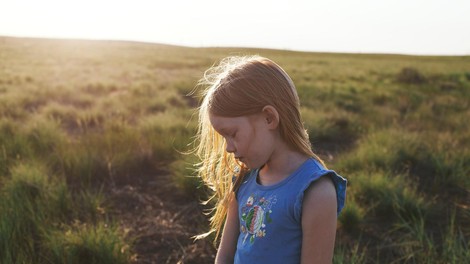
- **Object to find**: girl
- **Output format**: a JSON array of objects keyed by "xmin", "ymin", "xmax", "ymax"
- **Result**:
[{"xmin": 194, "ymin": 55, "xmax": 347, "ymax": 263}]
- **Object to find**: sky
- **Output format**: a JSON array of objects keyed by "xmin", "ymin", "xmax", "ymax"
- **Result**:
[{"xmin": 1, "ymin": 0, "xmax": 469, "ymax": 55}]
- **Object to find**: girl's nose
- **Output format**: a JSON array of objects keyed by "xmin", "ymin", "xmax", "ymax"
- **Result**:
[{"xmin": 226, "ymin": 140, "xmax": 235, "ymax": 153}]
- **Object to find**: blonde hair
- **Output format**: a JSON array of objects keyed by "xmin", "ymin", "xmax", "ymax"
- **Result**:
[{"xmin": 193, "ymin": 55, "xmax": 325, "ymax": 242}]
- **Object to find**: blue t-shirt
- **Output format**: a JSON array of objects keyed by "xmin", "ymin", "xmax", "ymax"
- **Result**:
[{"xmin": 234, "ymin": 158, "xmax": 347, "ymax": 264}]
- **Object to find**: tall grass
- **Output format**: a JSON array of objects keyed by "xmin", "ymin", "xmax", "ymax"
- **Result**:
[
  {"xmin": 44, "ymin": 222, "xmax": 131, "ymax": 264},
  {"xmin": 334, "ymin": 127, "xmax": 469, "ymax": 262},
  {"xmin": 385, "ymin": 210, "xmax": 470, "ymax": 263},
  {"xmin": 333, "ymin": 241, "xmax": 367, "ymax": 264},
  {"xmin": 0, "ymin": 162, "xmax": 131, "ymax": 263}
]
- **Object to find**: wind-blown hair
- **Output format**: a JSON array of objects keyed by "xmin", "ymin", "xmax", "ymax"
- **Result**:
[{"xmin": 193, "ymin": 55, "xmax": 325, "ymax": 242}]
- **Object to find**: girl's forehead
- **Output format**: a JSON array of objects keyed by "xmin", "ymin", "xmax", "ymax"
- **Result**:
[
  {"xmin": 209, "ymin": 113, "xmax": 260, "ymax": 131},
  {"xmin": 209, "ymin": 114, "xmax": 244, "ymax": 128}
]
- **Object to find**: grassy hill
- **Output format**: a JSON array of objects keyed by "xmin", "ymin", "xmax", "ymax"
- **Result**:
[{"xmin": 1, "ymin": 36, "xmax": 469, "ymax": 263}]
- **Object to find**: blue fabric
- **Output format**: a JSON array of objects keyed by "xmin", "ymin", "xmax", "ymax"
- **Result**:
[{"xmin": 234, "ymin": 158, "xmax": 347, "ymax": 264}]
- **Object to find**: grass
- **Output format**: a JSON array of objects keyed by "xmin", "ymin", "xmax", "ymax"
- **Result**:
[
  {"xmin": 44, "ymin": 222, "xmax": 131, "ymax": 264},
  {"xmin": 333, "ymin": 241, "xmax": 367, "ymax": 264},
  {"xmin": 0, "ymin": 162, "xmax": 131, "ymax": 263},
  {"xmin": 338, "ymin": 196, "xmax": 364, "ymax": 234},
  {"xmin": 1, "ymin": 36, "xmax": 469, "ymax": 263}
]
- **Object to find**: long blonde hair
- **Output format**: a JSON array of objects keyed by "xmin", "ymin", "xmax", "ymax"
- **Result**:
[{"xmin": 193, "ymin": 55, "xmax": 325, "ymax": 242}]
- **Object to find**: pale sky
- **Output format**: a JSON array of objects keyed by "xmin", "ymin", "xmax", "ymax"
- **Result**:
[{"xmin": 1, "ymin": 0, "xmax": 469, "ymax": 55}]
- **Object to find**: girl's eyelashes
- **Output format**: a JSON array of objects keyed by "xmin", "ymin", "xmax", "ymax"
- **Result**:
[
  {"xmin": 218, "ymin": 128, "xmax": 236, "ymax": 139},
  {"xmin": 222, "ymin": 131, "xmax": 236, "ymax": 141},
  {"xmin": 222, "ymin": 130, "xmax": 236, "ymax": 138}
]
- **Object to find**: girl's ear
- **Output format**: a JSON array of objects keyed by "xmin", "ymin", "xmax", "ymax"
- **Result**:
[{"xmin": 262, "ymin": 105, "xmax": 280, "ymax": 129}]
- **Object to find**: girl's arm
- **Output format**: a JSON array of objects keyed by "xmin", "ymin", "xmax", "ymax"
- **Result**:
[
  {"xmin": 301, "ymin": 176, "xmax": 338, "ymax": 264},
  {"xmin": 215, "ymin": 192, "xmax": 239, "ymax": 264}
]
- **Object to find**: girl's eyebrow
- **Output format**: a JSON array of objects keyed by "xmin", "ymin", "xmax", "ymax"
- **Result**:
[{"xmin": 218, "ymin": 127, "xmax": 234, "ymax": 136}]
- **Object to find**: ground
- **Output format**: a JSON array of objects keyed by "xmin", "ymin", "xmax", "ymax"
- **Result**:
[{"xmin": 108, "ymin": 170, "xmax": 216, "ymax": 263}]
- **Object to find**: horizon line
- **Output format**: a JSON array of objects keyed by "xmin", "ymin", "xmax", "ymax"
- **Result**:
[{"xmin": 2, "ymin": 34, "xmax": 469, "ymax": 57}]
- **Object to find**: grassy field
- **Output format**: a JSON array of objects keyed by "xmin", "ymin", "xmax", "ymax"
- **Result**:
[{"xmin": 0, "ymin": 36, "xmax": 469, "ymax": 263}]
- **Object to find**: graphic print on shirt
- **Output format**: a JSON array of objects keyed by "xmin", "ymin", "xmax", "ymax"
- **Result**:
[{"xmin": 240, "ymin": 193, "xmax": 277, "ymax": 244}]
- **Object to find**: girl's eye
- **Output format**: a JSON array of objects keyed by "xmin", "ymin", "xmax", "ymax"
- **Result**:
[{"xmin": 231, "ymin": 132, "xmax": 237, "ymax": 138}]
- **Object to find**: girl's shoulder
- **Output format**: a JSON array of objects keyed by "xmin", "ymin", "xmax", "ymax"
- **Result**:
[{"xmin": 295, "ymin": 158, "xmax": 347, "ymax": 216}]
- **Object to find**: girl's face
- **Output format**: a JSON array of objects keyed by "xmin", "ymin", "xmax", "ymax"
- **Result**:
[{"xmin": 209, "ymin": 113, "xmax": 276, "ymax": 169}]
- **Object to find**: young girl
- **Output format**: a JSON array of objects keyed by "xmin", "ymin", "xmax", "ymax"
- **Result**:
[{"xmin": 194, "ymin": 55, "xmax": 347, "ymax": 263}]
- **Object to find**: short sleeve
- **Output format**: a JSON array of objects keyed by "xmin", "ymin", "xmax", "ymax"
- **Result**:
[{"xmin": 294, "ymin": 170, "xmax": 347, "ymax": 222}]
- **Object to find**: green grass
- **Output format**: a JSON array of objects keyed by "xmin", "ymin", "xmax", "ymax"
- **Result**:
[
  {"xmin": 44, "ymin": 222, "xmax": 131, "ymax": 264},
  {"xmin": 1, "ymin": 36, "xmax": 469, "ymax": 263},
  {"xmin": 0, "ymin": 162, "xmax": 130, "ymax": 263},
  {"xmin": 333, "ymin": 241, "xmax": 367, "ymax": 264}
]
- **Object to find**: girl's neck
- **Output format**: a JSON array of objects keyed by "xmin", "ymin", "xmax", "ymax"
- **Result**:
[{"xmin": 258, "ymin": 147, "xmax": 309, "ymax": 186}]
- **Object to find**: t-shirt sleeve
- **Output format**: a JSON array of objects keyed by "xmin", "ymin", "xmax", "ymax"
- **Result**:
[{"xmin": 294, "ymin": 170, "xmax": 347, "ymax": 222}]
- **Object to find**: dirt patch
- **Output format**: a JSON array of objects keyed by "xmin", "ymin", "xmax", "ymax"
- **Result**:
[{"xmin": 107, "ymin": 171, "xmax": 216, "ymax": 263}]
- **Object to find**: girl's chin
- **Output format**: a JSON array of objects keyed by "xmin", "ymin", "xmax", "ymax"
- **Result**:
[
  {"xmin": 238, "ymin": 160, "xmax": 251, "ymax": 169},
  {"xmin": 238, "ymin": 159, "xmax": 262, "ymax": 170},
  {"xmin": 242, "ymin": 161, "xmax": 261, "ymax": 170}
]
